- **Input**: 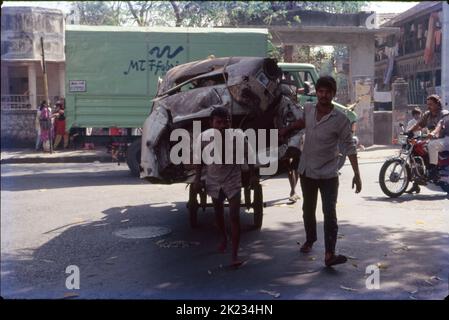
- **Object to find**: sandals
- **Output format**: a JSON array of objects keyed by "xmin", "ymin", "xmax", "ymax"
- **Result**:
[{"xmin": 325, "ymin": 254, "xmax": 347, "ymax": 267}]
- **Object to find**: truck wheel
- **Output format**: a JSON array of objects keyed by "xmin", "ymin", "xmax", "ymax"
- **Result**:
[
  {"xmin": 252, "ymin": 183, "xmax": 263, "ymax": 229},
  {"xmin": 126, "ymin": 139, "xmax": 141, "ymax": 177},
  {"xmin": 188, "ymin": 184, "xmax": 199, "ymax": 228}
]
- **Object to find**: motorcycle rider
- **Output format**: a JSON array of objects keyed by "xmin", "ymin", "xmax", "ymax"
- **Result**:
[
  {"xmin": 427, "ymin": 111, "xmax": 449, "ymax": 181},
  {"xmin": 407, "ymin": 94, "xmax": 449, "ymax": 179}
]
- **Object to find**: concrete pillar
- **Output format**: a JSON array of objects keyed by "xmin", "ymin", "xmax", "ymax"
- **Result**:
[
  {"xmin": 59, "ymin": 63, "xmax": 65, "ymax": 98},
  {"xmin": 283, "ymin": 45, "xmax": 294, "ymax": 62},
  {"xmin": 349, "ymin": 35, "xmax": 375, "ymax": 102},
  {"xmin": 441, "ymin": 2, "xmax": 449, "ymax": 109},
  {"xmin": 1, "ymin": 63, "xmax": 9, "ymax": 95},
  {"xmin": 391, "ymin": 78, "xmax": 409, "ymax": 140},
  {"xmin": 28, "ymin": 62, "xmax": 37, "ymax": 109},
  {"xmin": 354, "ymin": 78, "xmax": 374, "ymax": 147}
]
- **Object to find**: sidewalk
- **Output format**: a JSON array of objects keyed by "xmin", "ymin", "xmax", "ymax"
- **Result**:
[
  {"xmin": 357, "ymin": 144, "xmax": 401, "ymax": 162},
  {"xmin": 0, "ymin": 148, "xmax": 112, "ymax": 164},
  {"xmin": 1, "ymin": 145, "xmax": 401, "ymax": 165}
]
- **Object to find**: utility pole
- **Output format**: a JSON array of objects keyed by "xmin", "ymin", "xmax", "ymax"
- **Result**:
[{"xmin": 41, "ymin": 36, "xmax": 53, "ymax": 153}]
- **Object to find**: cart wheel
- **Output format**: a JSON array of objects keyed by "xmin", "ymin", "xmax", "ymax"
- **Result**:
[
  {"xmin": 188, "ymin": 184, "xmax": 199, "ymax": 228},
  {"xmin": 252, "ymin": 183, "xmax": 263, "ymax": 229}
]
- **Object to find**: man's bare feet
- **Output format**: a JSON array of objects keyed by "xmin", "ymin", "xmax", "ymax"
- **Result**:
[
  {"xmin": 229, "ymin": 259, "xmax": 246, "ymax": 269},
  {"xmin": 324, "ymin": 253, "xmax": 347, "ymax": 267}
]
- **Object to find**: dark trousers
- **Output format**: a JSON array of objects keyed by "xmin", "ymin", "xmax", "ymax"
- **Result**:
[{"xmin": 299, "ymin": 175, "xmax": 339, "ymax": 254}]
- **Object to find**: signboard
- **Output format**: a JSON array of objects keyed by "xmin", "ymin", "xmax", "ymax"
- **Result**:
[{"xmin": 69, "ymin": 80, "xmax": 86, "ymax": 92}]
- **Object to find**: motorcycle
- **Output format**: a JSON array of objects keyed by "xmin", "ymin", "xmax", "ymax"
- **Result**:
[{"xmin": 379, "ymin": 123, "xmax": 449, "ymax": 198}]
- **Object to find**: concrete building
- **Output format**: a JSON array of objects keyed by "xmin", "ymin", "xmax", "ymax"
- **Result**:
[
  {"xmin": 1, "ymin": 6, "xmax": 65, "ymax": 146},
  {"xmin": 374, "ymin": 1, "xmax": 444, "ymax": 110},
  {"xmin": 1, "ymin": 6, "xmax": 66, "ymax": 109},
  {"xmin": 263, "ymin": 10, "xmax": 399, "ymax": 147}
]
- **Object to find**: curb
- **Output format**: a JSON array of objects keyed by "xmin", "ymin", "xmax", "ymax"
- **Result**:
[{"xmin": 1, "ymin": 155, "xmax": 112, "ymax": 164}]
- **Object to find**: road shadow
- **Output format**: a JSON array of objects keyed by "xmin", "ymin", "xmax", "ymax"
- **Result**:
[
  {"xmin": 0, "ymin": 170, "xmax": 145, "ymax": 191},
  {"xmin": 363, "ymin": 194, "xmax": 449, "ymax": 203},
  {"xmin": 2, "ymin": 200, "xmax": 448, "ymax": 299}
]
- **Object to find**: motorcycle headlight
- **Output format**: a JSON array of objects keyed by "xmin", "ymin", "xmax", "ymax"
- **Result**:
[{"xmin": 398, "ymin": 134, "xmax": 408, "ymax": 145}]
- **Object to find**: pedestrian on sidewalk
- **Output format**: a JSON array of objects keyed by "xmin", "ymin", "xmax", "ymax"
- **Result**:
[
  {"xmin": 279, "ymin": 76, "xmax": 362, "ymax": 267},
  {"xmin": 35, "ymin": 104, "xmax": 42, "ymax": 151},
  {"xmin": 53, "ymin": 100, "xmax": 69, "ymax": 150},
  {"xmin": 38, "ymin": 101, "xmax": 52, "ymax": 152}
]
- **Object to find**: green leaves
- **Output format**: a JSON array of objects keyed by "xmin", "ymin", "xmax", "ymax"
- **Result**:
[{"xmin": 71, "ymin": 1, "xmax": 368, "ymax": 27}]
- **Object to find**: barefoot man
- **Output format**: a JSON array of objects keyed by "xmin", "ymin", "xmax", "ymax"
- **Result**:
[{"xmin": 193, "ymin": 106, "xmax": 255, "ymax": 268}]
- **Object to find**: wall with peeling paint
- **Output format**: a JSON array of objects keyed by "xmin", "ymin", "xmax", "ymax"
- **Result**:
[{"xmin": 1, "ymin": 6, "xmax": 64, "ymax": 61}]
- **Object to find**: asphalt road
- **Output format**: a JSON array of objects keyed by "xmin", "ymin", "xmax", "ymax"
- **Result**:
[{"xmin": 1, "ymin": 156, "xmax": 448, "ymax": 300}]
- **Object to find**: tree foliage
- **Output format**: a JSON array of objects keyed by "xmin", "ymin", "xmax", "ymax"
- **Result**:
[{"xmin": 70, "ymin": 1, "xmax": 368, "ymax": 27}]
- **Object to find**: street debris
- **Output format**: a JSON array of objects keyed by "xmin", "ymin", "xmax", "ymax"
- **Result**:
[
  {"xmin": 121, "ymin": 219, "xmax": 130, "ymax": 223},
  {"xmin": 308, "ymin": 256, "xmax": 316, "ymax": 261},
  {"xmin": 63, "ymin": 292, "xmax": 79, "ymax": 299},
  {"xmin": 424, "ymin": 279, "xmax": 434, "ymax": 286},
  {"xmin": 207, "ymin": 270, "xmax": 212, "ymax": 275},
  {"xmin": 409, "ymin": 295, "xmax": 418, "ymax": 300},
  {"xmin": 259, "ymin": 289, "xmax": 281, "ymax": 298},
  {"xmin": 296, "ymin": 269, "xmax": 320, "ymax": 275},
  {"xmin": 340, "ymin": 285, "xmax": 358, "ymax": 292},
  {"xmin": 120, "ymin": 208, "xmax": 128, "ymax": 214},
  {"xmin": 155, "ymin": 240, "xmax": 200, "ymax": 248},
  {"xmin": 337, "ymin": 234, "xmax": 345, "ymax": 239},
  {"xmin": 352, "ymin": 263, "xmax": 358, "ymax": 268},
  {"xmin": 392, "ymin": 245, "xmax": 410, "ymax": 253},
  {"xmin": 347, "ymin": 255, "xmax": 358, "ymax": 260},
  {"xmin": 430, "ymin": 276, "xmax": 442, "ymax": 281},
  {"xmin": 415, "ymin": 220, "xmax": 425, "ymax": 225},
  {"xmin": 376, "ymin": 262, "xmax": 388, "ymax": 270}
]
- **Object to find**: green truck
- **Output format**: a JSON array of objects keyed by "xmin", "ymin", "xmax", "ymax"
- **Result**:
[{"xmin": 65, "ymin": 25, "xmax": 356, "ymax": 175}]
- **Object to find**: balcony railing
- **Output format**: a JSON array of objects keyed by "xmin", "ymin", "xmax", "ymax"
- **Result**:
[
  {"xmin": 1, "ymin": 95, "xmax": 32, "ymax": 110},
  {"xmin": 1, "ymin": 95, "xmax": 61, "ymax": 110}
]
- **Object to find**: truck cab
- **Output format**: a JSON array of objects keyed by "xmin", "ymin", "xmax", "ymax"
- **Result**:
[{"xmin": 278, "ymin": 63, "xmax": 358, "ymax": 125}]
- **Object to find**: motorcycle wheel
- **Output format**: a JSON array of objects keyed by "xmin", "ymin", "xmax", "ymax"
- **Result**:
[{"xmin": 379, "ymin": 158, "xmax": 410, "ymax": 198}]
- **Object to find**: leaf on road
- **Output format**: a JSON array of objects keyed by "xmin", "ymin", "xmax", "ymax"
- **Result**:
[
  {"xmin": 352, "ymin": 263, "xmax": 358, "ymax": 268},
  {"xmin": 376, "ymin": 263, "xmax": 388, "ymax": 270},
  {"xmin": 415, "ymin": 220, "xmax": 425, "ymax": 225},
  {"xmin": 347, "ymin": 255, "xmax": 358, "ymax": 260},
  {"xmin": 259, "ymin": 289, "xmax": 281, "ymax": 298},
  {"xmin": 430, "ymin": 276, "xmax": 442, "ymax": 281},
  {"xmin": 121, "ymin": 219, "xmax": 130, "ymax": 223},
  {"xmin": 337, "ymin": 234, "xmax": 345, "ymax": 239},
  {"xmin": 63, "ymin": 292, "xmax": 79, "ymax": 299},
  {"xmin": 424, "ymin": 280, "xmax": 434, "ymax": 286},
  {"xmin": 392, "ymin": 245, "xmax": 410, "ymax": 253},
  {"xmin": 308, "ymin": 256, "xmax": 316, "ymax": 261},
  {"xmin": 120, "ymin": 208, "xmax": 128, "ymax": 214},
  {"xmin": 340, "ymin": 285, "xmax": 358, "ymax": 292}
]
